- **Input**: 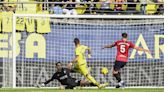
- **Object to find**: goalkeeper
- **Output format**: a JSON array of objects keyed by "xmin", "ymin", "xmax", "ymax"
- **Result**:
[
  {"xmin": 39, "ymin": 62, "xmax": 96, "ymax": 89},
  {"xmin": 68, "ymin": 38, "xmax": 108, "ymax": 88}
]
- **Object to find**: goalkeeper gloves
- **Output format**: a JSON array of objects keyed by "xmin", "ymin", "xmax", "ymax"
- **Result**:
[
  {"xmin": 36, "ymin": 83, "xmax": 45, "ymax": 88},
  {"xmin": 41, "ymin": 83, "xmax": 45, "ymax": 87}
]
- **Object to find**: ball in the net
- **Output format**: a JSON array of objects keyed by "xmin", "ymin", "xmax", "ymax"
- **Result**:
[{"xmin": 101, "ymin": 67, "xmax": 108, "ymax": 75}]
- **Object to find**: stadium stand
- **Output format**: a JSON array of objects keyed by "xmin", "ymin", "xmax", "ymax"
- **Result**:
[{"xmin": 0, "ymin": 1, "xmax": 163, "ymax": 15}]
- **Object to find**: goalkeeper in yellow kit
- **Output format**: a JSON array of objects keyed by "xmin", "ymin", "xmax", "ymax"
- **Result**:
[{"xmin": 68, "ymin": 38, "xmax": 108, "ymax": 88}]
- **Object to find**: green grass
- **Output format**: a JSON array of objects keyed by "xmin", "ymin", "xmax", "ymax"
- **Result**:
[{"xmin": 0, "ymin": 88, "xmax": 164, "ymax": 92}]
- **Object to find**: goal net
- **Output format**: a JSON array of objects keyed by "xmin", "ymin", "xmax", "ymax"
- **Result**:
[{"xmin": 1, "ymin": 14, "xmax": 164, "ymax": 88}]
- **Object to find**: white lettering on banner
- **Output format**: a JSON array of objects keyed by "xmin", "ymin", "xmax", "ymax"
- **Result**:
[
  {"xmin": 130, "ymin": 34, "xmax": 153, "ymax": 59},
  {"xmin": 0, "ymin": 33, "xmax": 163, "ymax": 59}
]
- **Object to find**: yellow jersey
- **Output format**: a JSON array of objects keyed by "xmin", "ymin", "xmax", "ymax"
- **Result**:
[
  {"xmin": 36, "ymin": 11, "xmax": 51, "ymax": 33},
  {"xmin": 75, "ymin": 45, "xmax": 88, "ymax": 66},
  {"xmin": 4, "ymin": 0, "xmax": 17, "ymax": 7}
]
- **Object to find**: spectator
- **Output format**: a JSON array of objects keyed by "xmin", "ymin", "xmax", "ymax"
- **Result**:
[
  {"xmin": 49, "ymin": 0, "xmax": 63, "ymax": 14},
  {"xmin": 156, "ymin": 0, "xmax": 164, "ymax": 14},
  {"xmin": 157, "ymin": 4, "xmax": 164, "ymax": 14},
  {"xmin": 127, "ymin": 0, "xmax": 140, "ymax": 14},
  {"xmin": 145, "ymin": 0, "xmax": 158, "ymax": 15},
  {"xmin": 51, "ymin": 4, "xmax": 63, "ymax": 14},
  {"xmin": 99, "ymin": 0, "xmax": 111, "ymax": 14},
  {"xmin": 115, "ymin": 0, "xmax": 126, "ymax": 11},
  {"xmin": 63, "ymin": 0, "xmax": 77, "ymax": 15},
  {"xmin": 0, "ymin": 1, "xmax": 3, "ymax": 11},
  {"xmin": 3, "ymin": 0, "xmax": 17, "ymax": 12},
  {"xmin": 88, "ymin": 0, "xmax": 99, "ymax": 14},
  {"xmin": 36, "ymin": 0, "xmax": 43, "ymax": 12},
  {"xmin": 127, "ymin": 0, "xmax": 139, "ymax": 10}
]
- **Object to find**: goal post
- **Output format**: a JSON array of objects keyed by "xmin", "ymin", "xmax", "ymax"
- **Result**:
[
  {"xmin": 12, "ymin": 13, "xmax": 17, "ymax": 88},
  {"xmin": 8, "ymin": 14, "xmax": 164, "ymax": 88}
]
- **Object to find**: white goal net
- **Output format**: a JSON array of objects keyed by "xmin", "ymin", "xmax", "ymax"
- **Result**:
[{"xmin": 1, "ymin": 14, "xmax": 164, "ymax": 88}]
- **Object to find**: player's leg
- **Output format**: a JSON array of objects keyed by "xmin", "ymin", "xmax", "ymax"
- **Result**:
[
  {"xmin": 113, "ymin": 61, "xmax": 126, "ymax": 88},
  {"xmin": 70, "ymin": 63, "xmax": 99, "ymax": 86},
  {"xmin": 80, "ymin": 80, "xmax": 97, "ymax": 86},
  {"xmin": 70, "ymin": 63, "xmax": 82, "ymax": 73},
  {"xmin": 80, "ymin": 65, "xmax": 99, "ymax": 85},
  {"xmin": 66, "ymin": 78, "xmax": 96, "ymax": 89},
  {"xmin": 66, "ymin": 78, "xmax": 80, "ymax": 89},
  {"xmin": 113, "ymin": 61, "xmax": 122, "ymax": 83},
  {"xmin": 118, "ymin": 61, "xmax": 126, "ymax": 87},
  {"xmin": 71, "ymin": 63, "xmax": 108, "ymax": 88},
  {"xmin": 79, "ymin": 64, "xmax": 108, "ymax": 88}
]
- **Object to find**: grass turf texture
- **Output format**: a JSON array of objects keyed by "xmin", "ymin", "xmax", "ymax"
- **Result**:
[{"xmin": 0, "ymin": 88, "xmax": 164, "ymax": 92}]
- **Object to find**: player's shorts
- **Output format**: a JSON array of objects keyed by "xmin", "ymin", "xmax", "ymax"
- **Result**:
[
  {"xmin": 73, "ymin": 63, "xmax": 89, "ymax": 76},
  {"xmin": 113, "ymin": 60, "xmax": 127, "ymax": 71},
  {"xmin": 65, "ymin": 78, "xmax": 81, "ymax": 89}
]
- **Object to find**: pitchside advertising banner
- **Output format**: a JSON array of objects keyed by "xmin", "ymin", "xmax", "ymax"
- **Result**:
[{"xmin": 0, "ymin": 24, "xmax": 163, "ymax": 62}]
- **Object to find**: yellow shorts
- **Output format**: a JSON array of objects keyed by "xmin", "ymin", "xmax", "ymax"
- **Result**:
[{"xmin": 74, "ymin": 63, "xmax": 89, "ymax": 76}]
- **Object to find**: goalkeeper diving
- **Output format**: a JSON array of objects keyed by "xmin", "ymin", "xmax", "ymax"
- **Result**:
[
  {"xmin": 68, "ymin": 38, "xmax": 108, "ymax": 88},
  {"xmin": 38, "ymin": 62, "xmax": 97, "ymax": 89}
]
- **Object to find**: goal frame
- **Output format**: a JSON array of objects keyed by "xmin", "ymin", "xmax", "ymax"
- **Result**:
[{"xmin": 12, "ymin": 14, "xmax": 164, "ymax": 88}]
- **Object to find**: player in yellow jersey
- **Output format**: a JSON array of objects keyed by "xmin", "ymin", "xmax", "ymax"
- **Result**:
[{"xmin": 68, "ymin": 38, "xmax": 108, "ymax": 88}]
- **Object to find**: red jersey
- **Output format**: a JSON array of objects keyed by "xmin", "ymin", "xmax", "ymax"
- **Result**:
[{"xmin": 112, "ymin": 40, "xmax": 135, "ymax": 62}]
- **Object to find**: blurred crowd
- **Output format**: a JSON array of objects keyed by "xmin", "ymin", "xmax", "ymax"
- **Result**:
[{"xmin": 0, "ymin": 0, "xmax": 164, "ymax": 15}]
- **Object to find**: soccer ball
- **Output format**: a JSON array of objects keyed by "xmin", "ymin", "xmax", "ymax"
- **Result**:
[{"xmin": 101, "ymin": 67, "xmax": 108, "ymax": 75}]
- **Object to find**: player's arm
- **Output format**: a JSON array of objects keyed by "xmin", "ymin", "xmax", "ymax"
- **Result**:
[
  {"xmin": 133, "ymin": 46, "xmax": 151, "ymax": 53},
  {"xmin": 41, "ymin": 73, "xmax": 57, "ymax": 86},
  {"xmin": 102, "ymin": 43, "xmax": 116, "ymax": 49},
  {"xmin": 86, "ymin": 46, "xmax": 91, "ymax": 58},
  {"xmin": 102, "ymin": 41, "xmax": 117, "ymax": 49},
  {"xmin": 130, "ymin": 42, "xmax": 150, "ymax": 53},
  {"xmin": 68, "ymin": 55, "xmax": 79, "ymax": 68},
  {"xmin": 70, "ymin": 55, "xmax": 79, "ymax": 64}
]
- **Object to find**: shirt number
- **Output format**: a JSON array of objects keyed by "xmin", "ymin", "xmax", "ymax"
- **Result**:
[{"xmin": 120, "ymin": 45, "xmax": 125, "ymax": 53}]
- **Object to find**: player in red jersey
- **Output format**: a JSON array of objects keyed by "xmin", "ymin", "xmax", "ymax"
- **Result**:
[{"xmin": 102, "ymin": 33, "xmax": 150, "ymax": 88}]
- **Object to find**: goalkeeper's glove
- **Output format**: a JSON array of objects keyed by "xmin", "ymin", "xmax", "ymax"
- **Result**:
[
  {"xmin": 36, "ymin": 83, "xmax": 45, "ymax": 88},
  {"xmin": 41, "ymin": 83, "xmax": 45, "ymax": 87}
]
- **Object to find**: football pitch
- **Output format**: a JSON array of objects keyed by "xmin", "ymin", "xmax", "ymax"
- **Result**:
[{"xmin": 0, "ymin": 88, "xmax": 164, "ymax": 92}]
